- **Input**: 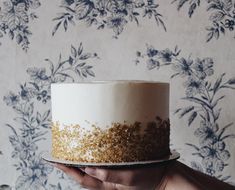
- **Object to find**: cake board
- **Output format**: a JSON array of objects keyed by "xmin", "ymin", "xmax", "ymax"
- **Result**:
[{"xmin": 42, "ymin": 150, "xmax": 180, "ymax": 168}]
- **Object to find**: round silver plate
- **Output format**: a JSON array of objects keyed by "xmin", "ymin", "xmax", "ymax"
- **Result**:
[{"xmin": 42, "ymin": 150, "xmax": 180, "ymax": 168}]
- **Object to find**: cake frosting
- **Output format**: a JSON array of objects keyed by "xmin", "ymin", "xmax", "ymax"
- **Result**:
[{"xmin": 51, "ymin": 81, "xmax": 170, "ymax": 163}]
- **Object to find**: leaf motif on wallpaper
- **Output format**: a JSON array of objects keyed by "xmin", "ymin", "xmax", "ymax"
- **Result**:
[
  {"xmin": 3, "ymin": 43, "xmax": 99, "ymax": 190},
  {"xmin": 136, "ymin": 44, "xmax": 235, "ymax": 180},
  {"xmin": 52, "ymin": 0, "xmax": 166, "ymax": 38},
  {"xmin": 0, "ymin": 0, "xmax": 40, "ymax": 51},
  {"xmin": 172, "ymin": 0, "xmax": 235, "ymax": 42}
]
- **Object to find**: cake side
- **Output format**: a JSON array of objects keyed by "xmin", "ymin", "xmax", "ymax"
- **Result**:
[
  {"xmin": 51, "ymin": 81, "xmax": 170, "ymax": 163},
  {"xmin": 52, "ymin": 117, "xmax": 170, "ymax": 163},
  {"xmin": 51, "ymin": 81, "xmax": 169, "ymax": 130}
]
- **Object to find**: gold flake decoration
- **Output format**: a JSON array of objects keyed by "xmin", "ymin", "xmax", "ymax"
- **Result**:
[{"xmin": 52, "ymin": 117, "xmax": 170, "ymax": 163}]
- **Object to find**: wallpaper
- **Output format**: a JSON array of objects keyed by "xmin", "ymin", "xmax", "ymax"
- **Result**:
[{"xmin": 0, "ymin": 0, "xmax": 235, "ymax": 189}]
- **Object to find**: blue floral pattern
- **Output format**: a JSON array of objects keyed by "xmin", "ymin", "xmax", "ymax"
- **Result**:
[
  {"xmin": 0, "ymin": 0, "xmax": 41, "ymax": 51},
  {"xmin": 136, "ymin": 44, "xmax": 235, "ymax": 180},
  {"xmin": 52, "ymin": 0, "xmax": 166, "ymax": 38},
  {"xmin": 3, "ymin": 43, "xmax": 99, "ymax": 189},
  {"xmin": 172, "ymin": 0, "xmax": 235, "ymax": 42}
]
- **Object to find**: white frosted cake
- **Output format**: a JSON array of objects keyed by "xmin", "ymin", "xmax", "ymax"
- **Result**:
[{"xmin": 51, "ymin": 81, "xmax": 170, "ymax": 163}]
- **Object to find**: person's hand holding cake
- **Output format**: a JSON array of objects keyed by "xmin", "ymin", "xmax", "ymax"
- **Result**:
[
  {"xmin": 48, "ymin": 81, "xmax": 235, "ymax": 190},
  {"xmin": 55, "ymin": 162, "xmax": 168, "ymax": 190},
  {"xmin": 55, "ymin": 161, "xmax": 235, "ymax": 190}
]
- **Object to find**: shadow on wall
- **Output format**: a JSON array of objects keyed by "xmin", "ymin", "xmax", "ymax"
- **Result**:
[
  {"xmin": 0, "ymin": 185, "xmax": 11, "ymax": 190},
  {"xmin": 0, "ymin": 152, "xmax": 11, "ymax": 190}
]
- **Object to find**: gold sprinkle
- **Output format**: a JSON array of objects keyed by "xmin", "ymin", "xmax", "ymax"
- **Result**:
[{"xmin": 51, "ymin": 118, "xmax": 170, "ymax": 163}]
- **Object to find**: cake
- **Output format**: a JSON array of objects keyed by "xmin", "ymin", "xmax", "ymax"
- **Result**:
[{"xmin": 51, "ymin": 81, "xmax": 170, "ymax": 163}]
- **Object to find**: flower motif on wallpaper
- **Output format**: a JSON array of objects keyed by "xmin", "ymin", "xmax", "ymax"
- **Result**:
[
  {"xmin": 52, "ymin": 0, "xmax": 166, "ymax": 38},
  {"xmin": 172, "ymin": 0, "xmax": 235, "ymax": 42},
  {"xmin": 3, "ymin": 43, "xmax": 98, "ymax": 189},
  {"xmin": 136, "ymin": 44, "xmax": 235, "ymax": 180},
  {"xmin": 0, "ymin": 0, "xmax": 40, "ymax": 51}
]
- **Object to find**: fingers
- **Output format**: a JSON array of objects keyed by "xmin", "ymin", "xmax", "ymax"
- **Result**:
[
  {"xmin": 54, "ymin": 164, "xmax": 104, "ymax": 190},
  {"xmin": 55, "ymin": 164, "xmax": 84, "ymax": 179},
  {"xmin": 84, "ymin": 167, "xmax": 133, "ymax": 185},
  {"xmin": 54, "ymin": 164, "xmax": 140, "ymax": 190},
  {"xmin": 84, "ymin": 166, "xmax": 163, "ymax": 186},
  {"xmin": 104, "ymin": 183, "xmax": 142, "ymax": 190},
  {"xmin": 55, "ymin": 163, "xmax": 167, "ymax": 189},
  {"xmin": 85, "ymin": 164, "xmax": 167, "ymax": 187}
]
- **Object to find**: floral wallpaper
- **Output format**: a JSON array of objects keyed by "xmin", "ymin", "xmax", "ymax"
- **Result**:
[
  {"xmin": 173, "ymin": 0, "xmax": 235, "ymax": 42},
  {"xmin": 0, "ymin": 0, "xmax": 41, "ymax": 51},
  {"xmin": 52, "ymin": 0, "xmax": 166, "ymax": 38},
  {"xmin": 0, "ymin": 0, "xmax": 235, "ymax": 189},
  {"xmin": 136, "ymin": 45, "xmax": 235, "ymax": 179}
]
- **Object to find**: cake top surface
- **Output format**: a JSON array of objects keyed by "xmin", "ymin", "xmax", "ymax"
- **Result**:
[{"xmin": 51, "ymin": 80, "xmax": 169, "ymax": 85}]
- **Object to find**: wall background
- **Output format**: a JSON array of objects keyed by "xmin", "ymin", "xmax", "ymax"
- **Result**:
[{"xmin": 0, "ymin": 0, "xmax": 235, "ymax": 189}]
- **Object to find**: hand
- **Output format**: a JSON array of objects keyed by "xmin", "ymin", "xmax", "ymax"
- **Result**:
[
  {"xmin": 55, "ymin": 161, "xmax": 235, "ymax": 190},
  {"xmin": 55, "ymin": 163, "xmax": 169, "ymax": 190}
]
